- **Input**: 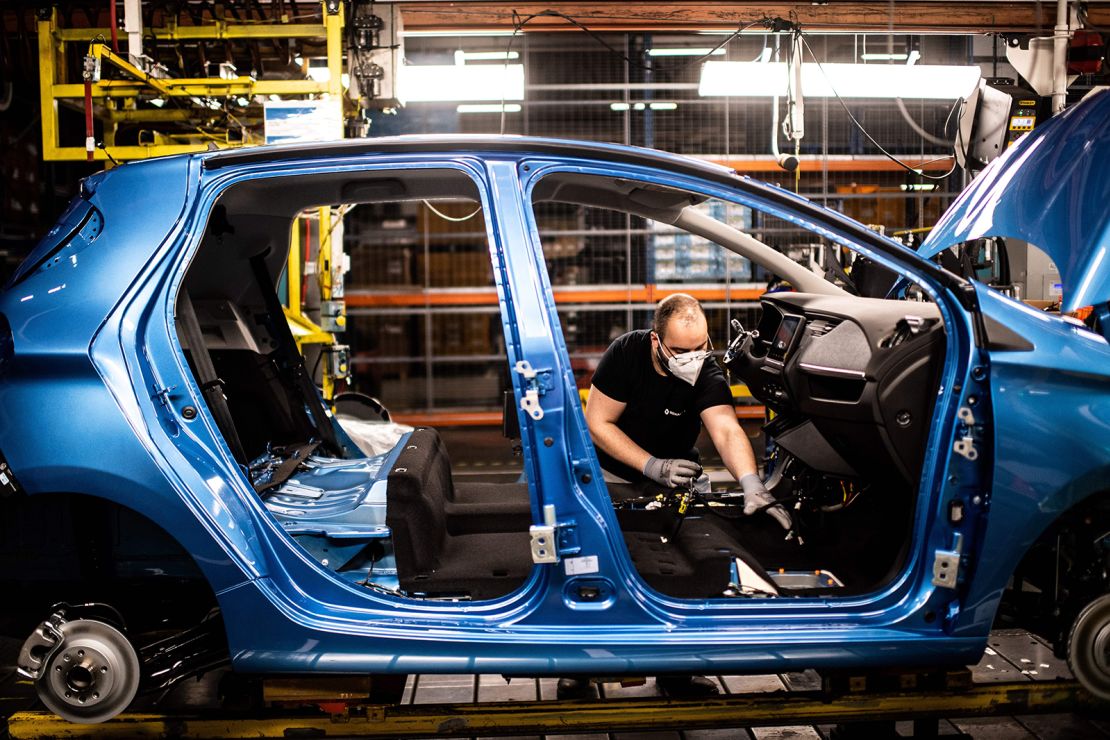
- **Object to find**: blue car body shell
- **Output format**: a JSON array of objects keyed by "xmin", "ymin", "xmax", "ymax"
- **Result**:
[{"xmin": 0, "ymin": 96, "xmax": 1107, "ymax": 677}]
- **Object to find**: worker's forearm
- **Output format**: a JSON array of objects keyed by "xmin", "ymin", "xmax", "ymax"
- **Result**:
[
  {"xmin": 717, "ymin": 427, "xmax": 758, "ymax": 482},
  {"xmin": 590, "ymin": 421, "xmax": 653, "ymax": 474}
]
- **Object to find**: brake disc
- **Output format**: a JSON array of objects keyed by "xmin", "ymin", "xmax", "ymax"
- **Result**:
[{"xmin": 17, "ymin": 613, "xmax": 140, "ymax": 724}]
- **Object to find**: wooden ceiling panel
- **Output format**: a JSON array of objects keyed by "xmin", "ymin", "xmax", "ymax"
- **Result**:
[{"xmin": 399, "ymin": 2, "xmax": 1110, "ymax": 35}]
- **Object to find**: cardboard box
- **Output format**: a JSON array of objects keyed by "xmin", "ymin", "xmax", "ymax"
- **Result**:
[
  {"xmin": 349, "ymin": 245, "xmax": 413, "ymax": 288},
  {"xmin": 416, "ymin": 251, "xmax": 493, "ymax": 287}
]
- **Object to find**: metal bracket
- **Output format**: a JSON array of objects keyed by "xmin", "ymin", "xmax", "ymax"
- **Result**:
[
  {"xmin": 953, "ymin": 437, "xmax": 978, "ymax": 461},
  {"xmin": 515, "ymin": 360, "xmax": 553, "ymax": 422},
  {"xmin": 151, "ymin": 383, "xmax": 177, "ymax": 407},
  {"xmin": 953, "ymin": 406, "xmax": 979, "ymax": 461},
  {"xmin": 529, "ymin": 504, "xmax": 559, "ymax": 563},
  {"xmin": 932, "ymin": 533, "xmax": 964, "ymax": 589},
  {"xmin": 529, "ymin": 504, "xmax": 579, "ymax": 564}
]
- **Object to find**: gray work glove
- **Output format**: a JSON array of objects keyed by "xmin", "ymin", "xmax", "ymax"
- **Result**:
[
  {"xmin": 643, "ymin": 456, "xmax": 701, "ymax": 488},
  {"xmin": 740, "ymin": 473, "xmax": 793, "ymax": 532}
]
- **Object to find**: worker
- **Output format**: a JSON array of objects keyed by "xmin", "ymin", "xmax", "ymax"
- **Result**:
[
  {"xmin": 586, "ymin": 293, "xmax": 789, "ymax": 527},
  {"xmin": 558, "ymin": 294, "xmax": 790, "ymax": 700}
]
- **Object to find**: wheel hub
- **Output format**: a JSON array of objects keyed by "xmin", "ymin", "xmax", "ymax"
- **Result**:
[{"xmin": 46, "ymin": 643, "xmax": 117, "ymax": 710}]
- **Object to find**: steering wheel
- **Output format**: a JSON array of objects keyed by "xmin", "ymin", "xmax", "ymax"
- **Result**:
[{"xmin": 723, "ymin": 318, "xmax": 759, "ymax": 366}]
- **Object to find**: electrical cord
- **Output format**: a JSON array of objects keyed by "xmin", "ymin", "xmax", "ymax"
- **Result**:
[
  {"xmin": 895, "ymin": 97, "xmax": 950, "ymax": 147},
  {"xmin": 422, "ymin": 200, "xmax": 482, "ymax": 222},
  {"xmin": 798, "ymin": 32, "xmax": 964, "ymax": 181}
]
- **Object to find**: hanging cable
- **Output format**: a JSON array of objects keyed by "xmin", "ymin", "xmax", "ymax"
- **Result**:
[
  {"xmin": 798, "ymin": 32, "xmax": 961, "ymax": 181},
  {"xmin": 895, "ymin": 97, "xmax": 951, "ymax": 147},
  {"xmin": 422, "ymin": 200, "xmax": 482, "ymax": 222}
]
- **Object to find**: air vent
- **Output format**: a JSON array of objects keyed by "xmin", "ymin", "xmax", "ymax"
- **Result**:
[{"xmin": 807, "ymin": 319, "xmax": 839, "ymax": 337}]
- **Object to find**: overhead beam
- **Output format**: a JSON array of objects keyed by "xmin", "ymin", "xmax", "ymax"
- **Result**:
[{"xmin": 398, "ymin": 2, "xmax": 1110, "ymax": 34}]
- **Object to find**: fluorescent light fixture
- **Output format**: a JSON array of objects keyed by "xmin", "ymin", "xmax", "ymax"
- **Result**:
[
  {"xmin": 901, "ymin": 183, "xmax": 937, "ymax": 191},
  {"xmin": 698, "ymin": 61, "xmax": 981, "ymax": 99},
  {"xmin": 610, "ymin": 102, "xmax": 630, "ymax": 111},
  {"xmin": 647, "ymin": 47, "xmax": 725, "ymax": 57},
  {"xmin": 633, "ymin": 102, "xmax": 646, "ymax": 110},
  {"xmin": 455, "ymin": 50, "xmax": 520, "ymax": 63},
  {"xmin": 861, "ymin": 50, "xmax": 922, "ymax": 64},
  {"xmin": 398, "ymin": 63, "xmax": 524, "ymax": 102},
  {"xmin": 860, "ymin": 52, "xmax": 909, "ymax": 61},
  {"xmin": 457, "ymin": 103, "xmax": 522, "ymax": 113},
  {"xmin": 649, "ymin": 102, "xmax": 678, "ymax": 110}
]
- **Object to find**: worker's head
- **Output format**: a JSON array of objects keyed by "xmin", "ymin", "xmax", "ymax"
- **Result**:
[
  {"xmin": 653, "ymin": 293, "xmax": 709, "ymax": 351},
  {"xmin": 651, "ymin": 294, "xmax": 712, "ymax": 385}
]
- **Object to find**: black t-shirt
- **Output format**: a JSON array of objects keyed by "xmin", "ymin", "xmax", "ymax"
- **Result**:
[{"xmin": 590, "ymin": 330, "xmax": 733, "ymax": 482}]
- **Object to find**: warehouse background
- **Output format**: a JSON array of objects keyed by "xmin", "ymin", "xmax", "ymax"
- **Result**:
[{"xmin": 0, "ymin": 7, "xmax": 1065, "ymax": 421}]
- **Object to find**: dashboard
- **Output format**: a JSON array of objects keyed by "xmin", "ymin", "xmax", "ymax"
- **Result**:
[{"xmin": 726, "ymin": 292, "xmax": 946, "ymax": 486}]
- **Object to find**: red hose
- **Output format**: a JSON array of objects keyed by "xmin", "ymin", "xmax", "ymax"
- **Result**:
[
  {"xmin": 303, "ymin": 219, "xmax": 311, "ymax": 307},
  {"xmin": 84, "ymin": 80, "xmax": 94, "ymax": 161},
  {"xmin": 108, "ymin": 0, "xmax": 119, "ymax": 53},
  {"xmin": 109, "ymin": 0, "xmax": 119, "ymax": 53}
]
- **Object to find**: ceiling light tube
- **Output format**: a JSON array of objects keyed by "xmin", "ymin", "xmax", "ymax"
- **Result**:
[
  {"xmin": 860, "ymin": 52, "xmax": 909, "ymax": 61},
  {"xmin": 399, "ymin": 63, "xmax": 524, "ymax": 102},
  {"xmin": 457, "ymin": 103, "xmax": 522, "ymax": 113},
  {"xmin": 698, "ymin": 61, "xmax": 981, "ymax": 99},
  {"xmin": 647, "ymin": 47, "xmax": 726, "ymax": 57},
  {"xmin": 454, "ymin": 50, "xmax": 520, "ymax": 63}
]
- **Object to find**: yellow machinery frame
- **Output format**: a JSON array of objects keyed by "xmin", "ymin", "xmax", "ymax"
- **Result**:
[
  {"xmin": 36, "ymin": 3, "xmax": 351, "ymax": 398},
  {"xmin": 285, "ymin": 205, "xmax": 346, "ymax": 401},
  {"xmin": 37, "ymin": 2, "xmax": 344, "ymax": 161}
]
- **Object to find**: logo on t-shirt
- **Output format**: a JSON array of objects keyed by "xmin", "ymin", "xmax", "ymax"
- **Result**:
[{"xmin": 663, "ymin": 408, "xmax": 684, "ymax": 416}]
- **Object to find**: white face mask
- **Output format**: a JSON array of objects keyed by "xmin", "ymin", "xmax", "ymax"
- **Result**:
[
  {"xmin": 656, "ymin": 334, "xmax": 712, "ymax": 386},
  {"xmin": 666, "ymin": 351, "xmax": 708, "ymax": 386}
]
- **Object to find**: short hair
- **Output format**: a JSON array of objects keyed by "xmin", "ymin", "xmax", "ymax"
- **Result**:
[{"xmin": 653, "ymin": 293, "xmax": 705, "ymax": 339}]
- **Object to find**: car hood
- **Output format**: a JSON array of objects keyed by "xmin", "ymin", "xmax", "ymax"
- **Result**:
[{"xmin": 920, "ymin": 89, "xmax": 1110, "ymax": 312}]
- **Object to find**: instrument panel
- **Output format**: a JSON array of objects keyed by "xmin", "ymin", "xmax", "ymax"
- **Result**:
[{"xmin": 727, "ymin": 292, "xmax": 946, "ymax": 485}]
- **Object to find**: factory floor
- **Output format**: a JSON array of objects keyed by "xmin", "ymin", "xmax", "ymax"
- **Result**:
[{"xmin": 2, "ymin": 628, "xmax": 1105, "ymax": 739}]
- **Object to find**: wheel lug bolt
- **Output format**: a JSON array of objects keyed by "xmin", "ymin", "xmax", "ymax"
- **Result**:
[
  {"xmin": 63, "ymin": 654, "xmax": 71, "ymax": 662},
  {"xmin": 64, "ymin": 692, "xmax": 71, "ymax": 698},
  {"xmin": 77, "ymin": 650, "xmax": 85, "ymax": 657},
  {"xmin": 101, "ymin": 666, "xmax": 108, "ymax": 673},
  {"xmin": 92, "ymin": 692, "xmax": 99, "ymax": 700}
]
